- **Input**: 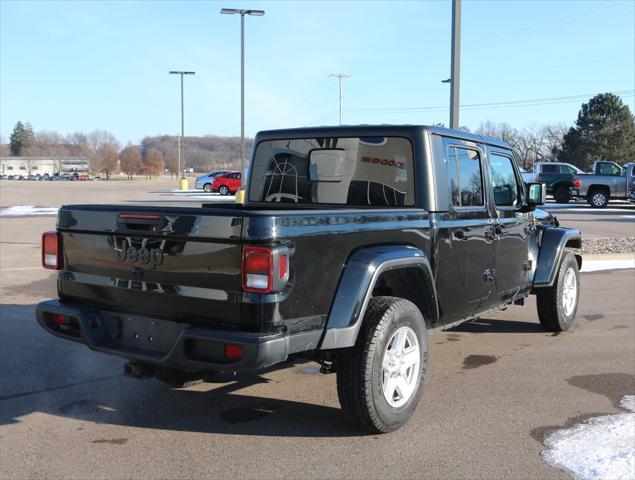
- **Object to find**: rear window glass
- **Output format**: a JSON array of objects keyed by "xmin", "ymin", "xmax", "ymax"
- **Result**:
[{"xmin": 248, "ymin": 137, "xmax": 414, "ymax": 206}]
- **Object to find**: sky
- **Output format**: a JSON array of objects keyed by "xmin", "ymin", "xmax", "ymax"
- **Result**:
[{"xmin": 1, "ymin": 0, "xmax": 634, "ymax": 145}]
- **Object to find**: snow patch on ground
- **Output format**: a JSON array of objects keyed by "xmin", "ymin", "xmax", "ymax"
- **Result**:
[
  {"xmin": 166, "ymin": 191, "xmax": 235, "ymax": 200},
  {"xmin": 581, "ymin": 259, "xmax": 635, "ymax": 272},
  {"xmin": 542, "ymin": 395, "xmax": 635, "ymax": 480},
  {"xmin": 0, "ymin": 205, "xmax": 59, "ymax": 217}
]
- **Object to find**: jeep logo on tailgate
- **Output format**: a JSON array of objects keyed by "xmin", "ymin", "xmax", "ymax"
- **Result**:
[{"xmin": 113, "ymin": 237, "xmax": 164, "ymax": 266}]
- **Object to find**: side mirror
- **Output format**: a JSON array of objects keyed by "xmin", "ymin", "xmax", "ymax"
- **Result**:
[
  {"xmin": 308, "ymin": 149, "xmax": 346, "ymax": 182},
  {"xmin": 526, "ymin": 182, "xmax": 546, "ymax": 207}
]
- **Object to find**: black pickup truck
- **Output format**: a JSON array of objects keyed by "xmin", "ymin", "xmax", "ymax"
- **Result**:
[{"xmin": 37, "ymin": 125, "xmax": 582, "ymax": 433}]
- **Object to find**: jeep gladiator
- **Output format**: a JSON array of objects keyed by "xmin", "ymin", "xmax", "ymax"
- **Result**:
[{"xmin": 37, "ymin": 125, "xmax": 582, "ymax": 433}]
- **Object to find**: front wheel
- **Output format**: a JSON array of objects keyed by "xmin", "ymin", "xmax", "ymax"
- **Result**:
[
  {"xmin": 203, "ymin": 183, "xmax": 212, "ymax": 193},
  {"xmin": 219, "ymin": 185, "xmax": 229, "ymax": 195},
  {"xmin": 336, "ymin": 297, "xmax": 428, "ymax": 433},
  {"xmin": 536, "ymin": 252, "xmax": 580, "ymax": 332}
]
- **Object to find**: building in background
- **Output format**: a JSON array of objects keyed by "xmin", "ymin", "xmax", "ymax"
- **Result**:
[{"xmin": 0, "ymin": 157, "xmax": 89, "ymax": 176}]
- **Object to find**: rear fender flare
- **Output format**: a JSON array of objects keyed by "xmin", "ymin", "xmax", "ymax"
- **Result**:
[{"xmin": 319, "ymin": 245, "xmax": 438, "ymax": 350}]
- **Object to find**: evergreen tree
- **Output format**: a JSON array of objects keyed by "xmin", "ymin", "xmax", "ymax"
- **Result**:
[
  {"xmin": 558, "ymin": 93, "xmax": 635, "ymax": 170},
  {"xmin": 9, "ymin": 121, "xmax": 34, "ymax": 156}
]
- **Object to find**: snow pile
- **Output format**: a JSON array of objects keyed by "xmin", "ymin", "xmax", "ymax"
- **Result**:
[
  {"xmin": 542, "ymin": 395, "xmax": 635, "ymax": 480},
  {"xmin": 581, "ymin": 259, "xmax": 635, "ymax": 272},
  {"xmin": 0, "ymin": 205, "xmax": 59, "ymax": 217}
]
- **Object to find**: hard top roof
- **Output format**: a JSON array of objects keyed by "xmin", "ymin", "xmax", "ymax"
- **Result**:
[{"xmin": 255, "ymin": 124, "xmax": 510, "ymax": 149}]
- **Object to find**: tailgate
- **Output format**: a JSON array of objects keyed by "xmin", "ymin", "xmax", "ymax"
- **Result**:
[{"xmin": 56, "ymin": 205, "xmax": 248, "ymax": 330}]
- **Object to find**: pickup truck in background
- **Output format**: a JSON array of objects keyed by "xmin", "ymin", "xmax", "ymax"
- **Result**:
[
  {"xmin": 36, "ymin": 125, "xmax": 582, "ymax": 433},
  {"xmin": 572, "ymin": 161, "xmax": 635, "ymax": 208},
  {"xmin": 523, "ymin": 162, "xmax": 583, "ymax": 203}
]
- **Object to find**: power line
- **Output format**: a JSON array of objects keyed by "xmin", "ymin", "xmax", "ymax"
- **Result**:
[{"xmin": 347, "ymin": 90, "xmax": 635, "ymax": 114}]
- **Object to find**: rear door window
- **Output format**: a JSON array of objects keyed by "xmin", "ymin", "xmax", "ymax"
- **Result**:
[
  {"xmin": 447, "ymin": 146, "xmax": 484, "ymax": 208},
  {"xmin": 249, "ymin": 137, "xmax": 414, "ymax": 206}
]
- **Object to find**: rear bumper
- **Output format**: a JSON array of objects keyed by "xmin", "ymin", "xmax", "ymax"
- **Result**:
[{"xmin": 36, "ymin": 300, "xmax": 322, "ymax": 372}]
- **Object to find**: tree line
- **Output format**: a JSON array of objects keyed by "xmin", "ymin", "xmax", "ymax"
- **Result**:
[
  {"xmin": 3, "ymin": 125, "xmax": 249, "ymax": 179},
  {"xmin": 474, "ymin": 93, "xmax": 634, "ymax": 171},
  {"xmin": 2, "ymin": 93, "xmax": 633, "ymax": 177}
]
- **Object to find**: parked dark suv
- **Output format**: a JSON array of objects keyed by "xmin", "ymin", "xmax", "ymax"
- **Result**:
[{"xmin": 37, "ymin": 125, "xmax": 581, "ymax": 433}]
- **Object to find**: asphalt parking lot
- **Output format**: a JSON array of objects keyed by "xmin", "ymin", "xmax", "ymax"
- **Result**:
[{"xmin": 1, "ymin": 181, "xmax": 634, "ymax": 479}]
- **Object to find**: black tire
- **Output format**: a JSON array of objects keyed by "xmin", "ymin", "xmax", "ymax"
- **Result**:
[
  {"xmin": 554, "ymin": 186, "xmax": 570, "ymax": 204},
  {"xmin": 336, "ymin": 296, "xmax": 428, "ymax": 433},
  {"xmin": 587, "ymin": 189, "xmax": 609, "ymax": 208},
  {"xmin": 155, "ymin": 368, "xmax": 216, "ymax": 388},
  {"xmin": 219, "ymin": 185, "xmax": 229, "ymax": 196},
  {"xmin": 203, "ymin": 183, "xmax": 212, "ymax": 193},
  {"xmin": 536, "ymin": 252, "xmax": 580, "ymax": 332}
]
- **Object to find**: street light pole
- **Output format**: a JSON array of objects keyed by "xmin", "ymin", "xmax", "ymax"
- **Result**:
[
  {"xmin": 169, "ymin": 70, "xmax": 195, "ymax": 187},
  {"xmin": 449, "ymin": 0, "xmax": 461, "ymax": 129},
  {"xmin": 221, "ymin": 8, "xmax": 265, "ymax": 191},
  {"xmin": 330, "ymin": 73, "xmax": 351, "ymax": 125}
]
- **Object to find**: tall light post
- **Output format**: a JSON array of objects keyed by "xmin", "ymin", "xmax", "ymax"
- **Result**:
[
  {"xmin": 330, "ymin": 73, "xmax": 351, "ymax": 125},
  {"xmin": 449, "ymin": 0, "xmax": 461, "ymax": 129},
  {"xmin": 220, "ymin": 8, "xmax": 265, "ymax": 192},
  {"xmin": 169, "ymin": 70, "xmax": 195, "ymax": 189}
]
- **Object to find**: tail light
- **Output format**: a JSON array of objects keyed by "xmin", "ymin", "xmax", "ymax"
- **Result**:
[
  {"xmin": 573, "ymin": 177, "xmax": 581, "ymax": 188},
  {"xmin": 242, "ymin": 245, "xmax": 289, "ymax": 293},
  {"xmin": 42, "ymin": 231, "xmax": 62, "ymax": 270},
  {"xmin": 535, "ymin": 175, "xmax": 542, "ymax": 183},
  {"xmin": 224, "ymin": 343, "xmax": 244, "ymax": 361}
]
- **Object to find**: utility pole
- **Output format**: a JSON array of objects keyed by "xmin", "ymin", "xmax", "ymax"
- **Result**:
[
  {"xmin": 449, "ymin": 0, "xmax": 461, "ymax": 129},
  {"xmin": 169, "ymin": 70, "xmax": 195, "ymax": 189},
  {"xmin": 330, "ymin": 73, "xmax": 351, "ymax": 125}
]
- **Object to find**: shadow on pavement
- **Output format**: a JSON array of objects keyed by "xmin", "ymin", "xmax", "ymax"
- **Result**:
[{"xmin": 0, "ymin": 303, "xmax": 362, "ymax": 437}]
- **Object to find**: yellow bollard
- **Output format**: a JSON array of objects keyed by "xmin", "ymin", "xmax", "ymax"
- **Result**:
[
  {"xmin": 179, "ymin": 178, "xmax": 188, "ymax": 191},
  {"xmin": 235, "ymin": 188, "xmax": 245, "ymax": 204}
]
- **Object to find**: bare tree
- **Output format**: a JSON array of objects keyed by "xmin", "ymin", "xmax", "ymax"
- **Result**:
[
  {"xmin": 541, "ymin": 123, "xmax": 568, "ymax": 161},
  {"xmin": 119, "ymin": 145, "xmax": 143, "ymax": 180},
  {"xmin": 85, "ymin": 130, "xmax": 119, "ymax": 173},
  {"xmin": 93, "ymin": 144, "xmax": 119, "ymax": 180},
  {"xmin": 164, "ymin": 151, "xmax": 179, "ymax": 178},
  {"xmin": 66, "ymin": 132, "xmax": 90, "ymax": 157},
  {"xmin": 143, "ymin": 148, "xmax": 165, "ymax": 179}
]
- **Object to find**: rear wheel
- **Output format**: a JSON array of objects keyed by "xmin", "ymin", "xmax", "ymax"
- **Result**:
[
  {"xmin": 588, "ymin": 189, "xmax": 609, "ymax": 208},
  {"xmin": 155, "ymin": 368, "xmax": 216, "ymax": 388},
  {"xmin": 336, "ymin": 297, "xmax": 428, "ymax": 433},
  {"xmin": 554, "ymin": 186, "xmax": 571, "ymax": 204},
  {"xmin": 203, "ymin": 183, "xmax": 212, "ymax": 193},
  {"xmin": 536, "ymin": 252, "xmax": 580, "ymax": 332},
  {"xmin": 219, "ymin": 185, "xmax": 229, "ymax": 195}
]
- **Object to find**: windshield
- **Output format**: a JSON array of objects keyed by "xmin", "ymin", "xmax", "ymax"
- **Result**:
[{"xmin": 248, "ymin": 136, "xmax": 415, "ymax": 206}]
